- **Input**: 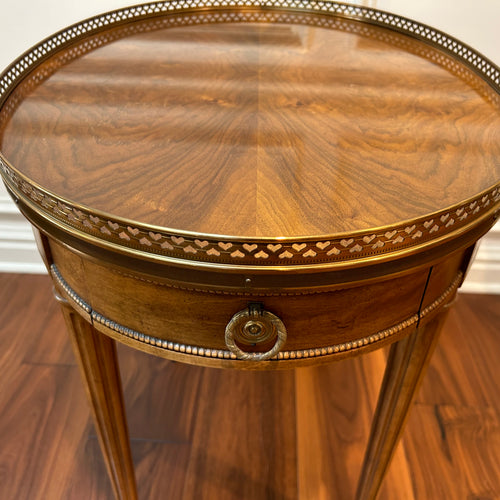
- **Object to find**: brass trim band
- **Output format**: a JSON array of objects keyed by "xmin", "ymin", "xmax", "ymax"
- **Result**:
[
  {"xmin": 50, "ymin": 264, "xmax": 463, "ymax": 363},
  {"xmin": 1, "ymin": 1, "xmax": 498, "ymax": 107},
  {"xmin": 1, "ymin": 1, "xmax": 499, "ymax": 271},
  {"xmin": 3, "ymin": 161, "xmax": 499, "ymax": 270}
]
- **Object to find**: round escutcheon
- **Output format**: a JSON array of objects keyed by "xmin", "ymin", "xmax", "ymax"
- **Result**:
[{"xmin": 225, "ymin": 304, "xmax": 287, "ymax": 361}]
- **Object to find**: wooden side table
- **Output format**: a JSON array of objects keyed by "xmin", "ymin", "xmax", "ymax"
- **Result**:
[{"xmin": 1, "ymin": 2, "xmax": 498, "ymax": 499}]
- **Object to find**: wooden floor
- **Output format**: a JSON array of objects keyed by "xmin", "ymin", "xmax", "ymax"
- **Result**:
[{"xmin": 0, "ymin": 273, "xmax": 498, "ymax": 500}]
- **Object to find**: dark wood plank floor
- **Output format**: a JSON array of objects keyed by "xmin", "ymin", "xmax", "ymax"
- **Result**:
[{"xmin": 0, "ymin": 273, "xmax": 498, "ymax": 499}]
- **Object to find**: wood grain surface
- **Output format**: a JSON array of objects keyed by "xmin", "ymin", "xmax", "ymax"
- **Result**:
[
  {"xmin": 59, "ymin": 298, "xmax": 137, "ymax": 500},
  {"xmin": 0, "ymin": 273, "xmax": 498, "ymax": 499},
  {"xmin": 1, "ymin": 12, "xmax": 499, "ymax": 238},
  {"xmin": 356, "ymin": 309, "xmax": 450, "ymax": 500},
  {"xmin": 1, "ymin": 6, "xmax": 498, "ymax": 500}
]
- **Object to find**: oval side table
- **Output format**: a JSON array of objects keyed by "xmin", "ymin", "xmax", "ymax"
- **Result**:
[{"xmin": 0, "ymin": 2, "xmax": 499, "ymax": 499}]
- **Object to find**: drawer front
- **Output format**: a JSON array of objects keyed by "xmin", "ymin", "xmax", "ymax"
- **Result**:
[{"xmin": 49, "ymin": 239, "xmax": 464, "ymax": 369}]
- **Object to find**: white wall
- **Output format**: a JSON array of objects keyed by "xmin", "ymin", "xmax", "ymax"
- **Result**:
[{"xmin": 0, "ymin": 0, "xmax": 498, "ymax": 292}]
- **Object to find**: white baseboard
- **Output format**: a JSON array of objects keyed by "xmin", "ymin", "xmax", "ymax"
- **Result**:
[
  {"xmin": 0, "ymin": 210, "xmax": 46, "ymax": 274},
  {"xmin": 461, "ymin": 263, "xmax": 500, "ymax": 294},
  {"xmin": 460, "ymin": 228, "xmax": 500, "ymax": 294},
  {"xmin": 0, "ymin": 187, "xmax": 498, "ymax": 292}
]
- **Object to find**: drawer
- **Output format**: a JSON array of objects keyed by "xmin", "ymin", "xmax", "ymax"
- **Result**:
[{"xmin": 48, "ymin": 239, "xmax": 466, "ymax": 369}]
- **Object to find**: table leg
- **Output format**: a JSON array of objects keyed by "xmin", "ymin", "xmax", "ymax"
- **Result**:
[
  {"xmin": 59, "ymin": 299, "xmax": 138, "ymax": 500},
  {"xmin": 356, "ymin": 308, "xmax": 451, "ymax": 500}
]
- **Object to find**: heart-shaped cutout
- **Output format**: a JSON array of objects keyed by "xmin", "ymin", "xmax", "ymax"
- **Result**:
[
  {"xmin": 171, "ymin": 235, "xmax": 185, "ymax": 245},
  {"xmin": 316, "ymin": 241, "xmax": 331, "ymax": 250},
  {"xmin": 243, "ymin": 243, "xmax": 258, "ymax": 253},
  {"xmin": 149, "ymin": 232, "xmax": 162, "ymax": 241},
  {"xmin": 255, "ymin": 251, "xmax": 269, "ymax": 259},
  {"xmin": 267, "ymin": 244, "xmax": 282, "ymax": 253},
  {"xmin": 303, "ymin": 249, "xmax": 317, "ymax": 258},
  {"xmin": 195, "ymin": 239, "xmax": 209, "ymax": 248}
]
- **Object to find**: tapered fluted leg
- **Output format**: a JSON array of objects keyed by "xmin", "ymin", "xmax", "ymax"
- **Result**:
[
  {"xmin": 59, "ymin": 299, "xmax": 138, "ymax": 500},
  {"xmin": 356, "ymin": 309, "xmax": 451, "ymax": 500}
]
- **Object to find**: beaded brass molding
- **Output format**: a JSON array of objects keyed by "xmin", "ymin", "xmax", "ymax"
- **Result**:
[
  {"xmin": 50, "ymin": 264, "xmax": 462, "ymax": 362},
  {"xmin": 51, "ymin": 265, "xmax": 92, "ymax": 315}
]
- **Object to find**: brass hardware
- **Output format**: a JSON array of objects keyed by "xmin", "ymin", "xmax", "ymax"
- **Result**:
[
  {"xmin": 225, "ymin": 303, "xmax": 287, "ymax": 361},
  {"xmin": 51, "ymin": 263, "xmax": 463, "ymax": 364}
]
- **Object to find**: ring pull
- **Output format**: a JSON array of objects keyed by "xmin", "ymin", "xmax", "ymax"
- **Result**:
[{"xmin": 225, "ymin": 303, "xmax": 287, "ymax": 361}]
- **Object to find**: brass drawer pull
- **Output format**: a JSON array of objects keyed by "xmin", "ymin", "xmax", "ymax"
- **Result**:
[{"xmin": 225, "ymin": 303, "xmax": 287, "ymax": 361}]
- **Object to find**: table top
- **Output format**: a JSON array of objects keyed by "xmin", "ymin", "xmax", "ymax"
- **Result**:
[{"xmin": 0, "ymin": 1, "xmax": 499, "ymax": 269}]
